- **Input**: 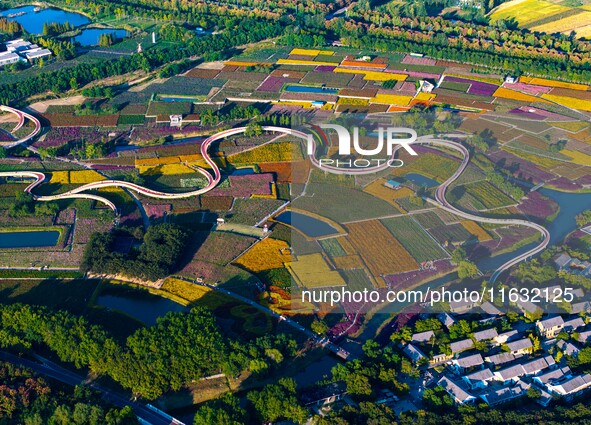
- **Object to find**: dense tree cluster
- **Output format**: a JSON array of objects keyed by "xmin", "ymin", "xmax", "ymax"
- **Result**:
[
  {"xmin": 0, "ymin": 362, "xmax": 138, "ymax": 424},
  {"xmin": 42, "ymin": 21, "xmax": 74, "ymax": 36},
  {"xmin": 81, "ymin": 224, "xmax": 189, "ymax": 281},
  {"xmin": 7, "ymin": 191, "xmax": 58, "ymax": 218},
  {"xmin": 0, "ymin": 17, "xmax": 22, "ymax": 35},
  {"xmin": 0, "ymin": 302, "xmax": 298, "ymax": 400}
]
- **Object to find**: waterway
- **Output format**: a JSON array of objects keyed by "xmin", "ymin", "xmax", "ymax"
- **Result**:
[
  {"xmin": 96, "ymin": 292, "xmax": 187, "ymax": 326},
  {"xmin": 275, "ymin": 210, "xmax": 338, "ymax": 238},
  {"xmin": 0, "ymin": 6, "xmax": 90, "ymax": 34},
  {"xmin": 0, "ymin": 230, "xmax": 59, "ymax": 248},
  {"xmin": 73, "ymin": 28, "xmax": 128, "ymax": 46}
]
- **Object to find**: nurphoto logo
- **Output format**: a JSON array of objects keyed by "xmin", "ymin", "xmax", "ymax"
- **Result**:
[{"xmin": 305, "ymin": 123, "xmax": 418, "ymax": 175}]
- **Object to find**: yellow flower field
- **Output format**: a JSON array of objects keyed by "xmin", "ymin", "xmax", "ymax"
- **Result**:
[
  {"xmin": 287, "ymin": 253, "xmax": 346, "ymax": 288},
  {"xmin": 136, "ymin": 156, "xmax": 183, "ymax": 167},
  {"xmin": 493, "ymin": 87, "xmax": 544, "ymax": 103},
  {"xmin": 362, "ymin": 179, "xmax": 414, "ymax": 206},
  {"xmin": 521, "ymin": 76, "xmax": 588, "ymax": 91},
  {"xmin": 334, "ymin": 67, "xmax": 407, "ymax": 81},
  {"xmin": 159, "ymin": 278, "xmax": 230, "ymax": 308},
  {"xmin": 530, "ymin": 12, "xmax": 591, "ymax": 35},
  {"xmin": 49, "ymin": 171, "xmax": 69, "ymax": 184},
  {"xmin": 178, "ymin": 154, "xmax": 203, "ymax": 162},
  {"xmin": 542, "ymin": 94, "xmax": 591, "ymax": 111},
  {"xmin": 370, "ymin": 94, "xmax": 413, "ymax": 106},
  {"xmin": 139, "ymin": 163, "xmax": 197, "ymax": 175},
  {"xmin": 224, "ymin": 60, "xmax": 271, "ymax": 67},
  {"xmin": 290, "ymin": 48, "xmax": 334, "ymax": 56},
  {"xmin": 561, "ymin": 149, "xmax": 591, "ymax": 166},
  {"xmin": 445, "ymin": 73, "xmax": 502, "ymax": 84},
  {"xmin": 489, "ymin": 0, "xmax": 570, "ymax": 26},
  {"xmin": 461, "ymin": 220, "xmax": 492, "ymax": 241},
  {"xmin": 234, "ymin": 237, "xmax": 293, "ymax": 272},
  {"xmin": 69, "ymin": 170, "xmax": 106, "ymax": 184},
  {"xmin": 415, "ymin": 92, "xmax": 436, "ymax": 101},
  {"xmin": 277, "ymin": 58, "xmax": 336, "ymax": 66}
]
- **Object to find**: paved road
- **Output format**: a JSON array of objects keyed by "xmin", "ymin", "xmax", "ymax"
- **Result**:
[{"xmin": 0, "ymin": 350, "xmax": 179, "ymax": 425}]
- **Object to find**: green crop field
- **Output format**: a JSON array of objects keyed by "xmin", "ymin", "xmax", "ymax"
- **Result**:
[
  {"xmin": 412, "ymin": 211, "xmax": 447, "ymax": 229},
  {"xmin": 341, "ymin": 269, "xmax": 375, "ymax": 292},
  {"xmin": 462, "ymin": 180, "xmax": 516, "ymax": 210},
  {"xmin": 429, "ymin": 223, "xmax": 474, "ymax": 245},
  {"xmin": 319, "ymin": 238, "xmax": 347, "ymax": 257},
  {"xmin": 381, "ymin": 216, "xmax": 449, "ymax": 262}
]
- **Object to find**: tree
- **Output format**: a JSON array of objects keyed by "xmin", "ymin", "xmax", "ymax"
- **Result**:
[
  {"xmin": 451, "ymin": 247, "xmax": 466, "ymax": 264},
  {"xmin": 247, "ymin": 378, "xmax": 307, "ymax": 424},
  {"xmin": 457, "ymin": 260, "xmax": 479, "ymax": 279},
  {"xmin": 193, "ymin": 394, "xmax": 247, "ymax": 425},
  {"xmin": 311, "ymin": 319, "xmax": 329, "ymax": 336}
]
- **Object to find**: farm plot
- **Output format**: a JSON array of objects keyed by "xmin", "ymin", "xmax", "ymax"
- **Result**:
[
  {"xmin": 224, "ymin": 198, "xmax": 285, "ymax": 226},
  {"xmin": 381, "ymin": 216, "xmax": 448, "ymax": 263},
  {"xmin": 287, "ymin": 253, "xmax": 346, "ymax": 288},
  {"xmin": 234, "ymin": 237, "xmax": 292, "ymax": 272},
  {"xmin": 342, "ymin": 269, "xmax": 375, "ymax": 292},
  {"xmin": 460, "ymin": 220, "xmax": 492, "ymax": 242},
  {"xmin": 228, "ymin": 141, "xmax": 301, "ymax": 164},
  {"xmin": 300, "ymin": 71, "xmax": 353, "ymax": 87},
  {"xmin": 490, "ymin": 0, "xmax": 570, "ymax": 26},
  {"xmin": 412, "ymin": 211, "xmax": 446, "ymax": 229},
  {"xmin": 428, "ymin": 223, "xmax": 474, "ymax": 246},
  {"xmin": 362, "ymin": 179, "xmax": 414, "ymax": 206},
  {"xmin": 346, "ymin": 220, "xmax": 419, "ymax": 277},
  {"xmin": 183, "ymin": 231, "xmax": 257, "ymax": 267},
  {"xmin": 319, "ymin": 238, "xmax": 347, "ymax": 257},
  {"xmin": 530, "ymin": 11, "xmax": 591, "ymax": 34},
  {"xmin": 291, "ymin": 183, "xmax": 396, "ymax": 222},
  {"xmin": 462, "ymin": 180, "xmax": 516, "ymax": 210},
  {"xmin": 390, "ymin": 152, "xmax": 459, "ymax": 182}
]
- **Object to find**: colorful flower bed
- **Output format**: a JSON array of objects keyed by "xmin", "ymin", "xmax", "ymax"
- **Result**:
[
  {"xmin": 517, "ymin": 191, "xmax": 559, "ymax": 223},
  {"xmin": 234, "ymin": 238, "xmax": 292, "ymax": 272},
  {"xmin": 207, "ymin": 173, "xmax": 274, "ymax": 198},
  {"xmin": 384, "ymin": 260, "xmax": 454, "ymax": 291},
  {"xmin": 144, "ymin": 203, "xmax": 171, "ymax": 219},
  {"xmin": 35, "ymin": 127, "xmax": 114, "ymax": 148},
  {"xmin": 55, "ymin": 208, "xmax": 76, "ymax": 225},
  {"xmin": 257, "ymin": 76, "xmax": 296, "ymax": 92},
  {"xmin": 74, "ymin": 217, "xmax": 113, "ymax": 244},
  {"xmin": 504, "ymin": 82, "xmax": 552, "ymax": 96},
  {"xmin": 520, "ymin": 76, "xmax": 588, "ymax": 91},
  {"xmin": 445, "ymin": 76, "xmax": 498, "ymax": 96},
  {"xmin": 0, "ymin": 129, "xmax": 14, "ymax": 141},
  {"xmin": 493, "ymin": 87, "xmax": 544, "ymax": 103},
  {"xmin": 401, "ymin": 55, "xmax": 437, "ymax": 66}
]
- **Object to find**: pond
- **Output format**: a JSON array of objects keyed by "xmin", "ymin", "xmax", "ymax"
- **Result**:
[
  {"xmin": 275, "ymin": 210, "xmax": 338, "ymax": 238},
  {"xmin": 73, "ymin": 28, "xmax": 128, "ymax": 46},
  {"xmin": 0, "ymin": 230, "xmax": 59, "ymax": 248},
  {"xmin": 284, "ymin": 85, "xmax": 338, "ymax": 94},
  {"xmin": 230, "ymin": 167, "xmax": 256, "ymax": 176},
  {"xmin": 404, "ymin": 172, "xmax": 439, "ymax": 188},
  {"xmin": 0, "ymin": 6, "xmax": 90, "ymax": 35},
  {"xmin": 96, "ymin": 292, "xmax": 187, "ymax": 326}
]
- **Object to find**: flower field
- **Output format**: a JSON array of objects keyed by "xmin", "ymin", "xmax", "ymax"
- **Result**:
[
  {"xmin": 517, "ymin": 191, "xmax": 559, "ymax": 222},
  {"xmin": 381, "ymin": 216, "xmax": 449, "ymax": 263},
  {"xmin": 346, "ymin": 220, "xmax": 418, "ymax": 277},
  {"xmin": 460, "ymin": 220, "xmax": 492, "ymax": 242},
  {"xmin": 234, "ymin": 237, "xmax": 292, "ymax": 272},
  {"xmin": 287, "ymin": 253, "xmax": 346, "ymax": 288},
  {"xmin": 332, "ymin": 254, "xmax": 365, "ymax": 270},
  {"xmin": 186, "ymin": 231, "xmax": 257, "ymax": 267},
  {"xmin": 493, "ymin": 87, "xmax": 545, "ymax": 103},
  {"xmin": 224, "ymin": 198, "xmax": 285, "ymax": 226},
  {"xmin": 290, "ymin": 48, "xmax": 334, "ymax": 56},
  {"xmin": 69, "ymin": 170, "xmax": 106, "ymax": 184},
  {"xmin": 139, "ymin": 163, "xmax": 197, "ymax": 175},
  {"xmin": 542, "ymin": 94, "xmax": 591, "ymax": 111},
  {"xmin": 334, "ymin": 67, "xmax": 407, "ymax": 81},
  {"xmin": 318, "ymin": 238, "xmax": 347, "ymax": 257},
  {"xmin": 370, "ymin": 94, "xmax": 412, "ymax": 106},
  {"xmin": 463, "ymin": 180, "xmax": 516, "ymax": 210},
  {"xmin": 520, "ymin": 76, "xmax": 589, "ymax": 90},
  {"xmin": 228, "ymin": 141, "xmax": 300, "ymax": 163}
]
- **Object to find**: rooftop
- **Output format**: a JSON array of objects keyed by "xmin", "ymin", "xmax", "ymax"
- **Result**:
[
  {"xmin": 455, "ymin": 353, "xmax": 484, "ymax": 369},
  {"xmin": 450, "ymin": 338, "xmax": 474, "ymax": 354},
  {"xmin": 473, "ymin": 328, "xmax": 498, "ymax": 341}
]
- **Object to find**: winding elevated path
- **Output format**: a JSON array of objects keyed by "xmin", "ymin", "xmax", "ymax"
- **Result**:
[
  {"xmin": 0, "ymin": 105, "xmax": 42, "ymax": 148},
  {"xmin": 0, "ymin": 114, "xmax": 550, "ymax": 282}
]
